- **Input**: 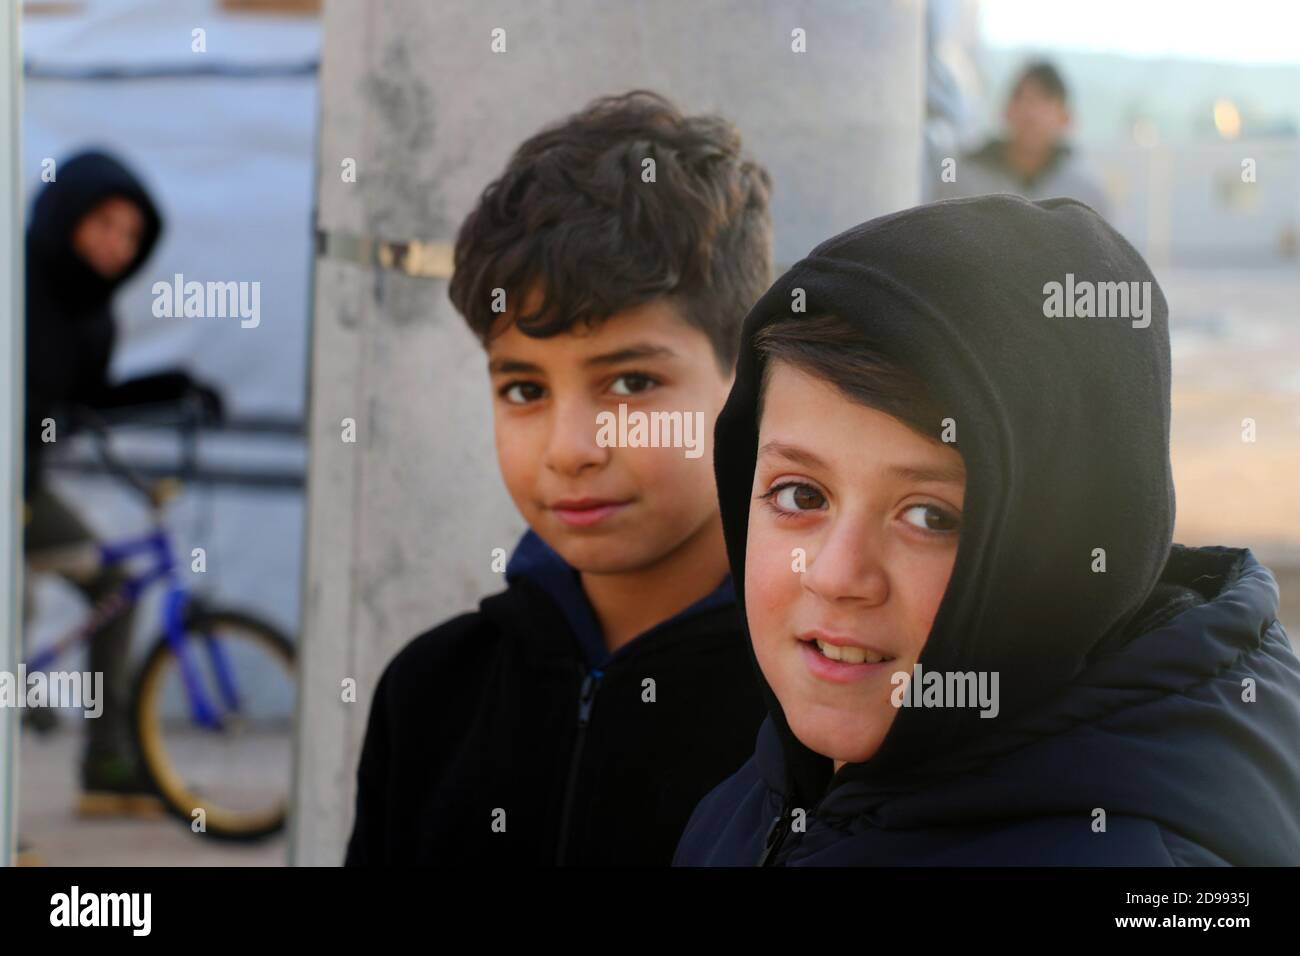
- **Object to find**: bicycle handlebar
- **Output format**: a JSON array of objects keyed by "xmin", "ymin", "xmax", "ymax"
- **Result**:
[{"xmin": 72, "ymin": 396, "xmax": 205, "ymax": 509}]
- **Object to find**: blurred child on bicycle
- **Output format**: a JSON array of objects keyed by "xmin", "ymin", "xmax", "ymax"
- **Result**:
[{"xmin": 24, "ymin": 150, "xmax": 222, "ymax": 816}]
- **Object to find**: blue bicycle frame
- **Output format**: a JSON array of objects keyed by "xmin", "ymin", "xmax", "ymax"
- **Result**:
[{"xmin": 24, "ymin": 525, "xmax": 239, "ymax": 731}]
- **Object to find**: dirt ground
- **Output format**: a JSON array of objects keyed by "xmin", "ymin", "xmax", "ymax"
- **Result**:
[
  {"xmin": 16, "ymin": 727, "xmax": 287, "ymax": 867},
  {"xmin": 1162, "ymin": 269, "xmax": 1300, "ymax": 641}
]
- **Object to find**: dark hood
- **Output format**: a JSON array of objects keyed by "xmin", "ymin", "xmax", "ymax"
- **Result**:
[
  {"xmin": 714, "ymin": 195, "xmax": 1178, "ymax": 805},
  {"xmin": 26, "ymin": 149, "xmax": 164, "ymax": 311}
]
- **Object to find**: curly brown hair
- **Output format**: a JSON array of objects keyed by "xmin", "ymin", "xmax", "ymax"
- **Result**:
[{"xmin": 449, "ymin": 90, "xmax": 773, "ymax": 371}]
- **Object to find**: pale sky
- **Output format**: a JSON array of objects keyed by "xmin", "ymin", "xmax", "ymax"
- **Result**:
[{"xmin": 980, "ymin": 0, "xmax": 1300, "ymax": 64}]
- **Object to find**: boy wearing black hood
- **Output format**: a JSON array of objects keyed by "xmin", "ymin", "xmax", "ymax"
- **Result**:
[
  {"xmin": 345, "ymin": 92, "xmax": 770, "ymax": 865},
  {"xmin": 24, "ymin": 150, "xmax": 222, "ymax": 814},
  {"xmin": 675, "ymin": 194, "xmax": 1300, "ymax": 866}
]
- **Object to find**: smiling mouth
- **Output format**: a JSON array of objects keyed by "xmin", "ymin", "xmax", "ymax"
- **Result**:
[
  {"xmin": 549, "ymin": 498, "xmax": 633, "ymax": 527},
  {"xmin": 799, "ymin": 636, "xmax": 895, "ymax": 666}
]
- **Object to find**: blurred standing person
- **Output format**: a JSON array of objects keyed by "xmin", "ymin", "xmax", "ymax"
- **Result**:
[
  {"xmin": 935, "ymin": 60, "xmax": 1111, "ymax": 218},
  {"xmin": 23, "ymin": 149, "xmax": 222, "ymax": 817}
]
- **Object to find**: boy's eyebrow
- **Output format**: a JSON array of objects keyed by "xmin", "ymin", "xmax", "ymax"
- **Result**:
[
  {"xmin": 582, "ymin": 343, "xmax": 679, "ymax": 367},
  {"xmin": 487, "ymin": 357, "xmax": 542, "ymax": 375},
  {"xmin": 487, "ymin": 343, "xmax": 679, "ymax": 376},
  {"xmin": 759, "ymin": 441, "xmax": 965, "ymax": 484},
  {"xmin": 757, "ymin": 441, "xmax": 829, "ymax": 472},
  {"xmin": 886, "ymin": 462, "xmax": 966, "ymax": 484}
]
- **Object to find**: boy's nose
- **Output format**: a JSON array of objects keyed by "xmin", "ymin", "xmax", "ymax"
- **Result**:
[
  {"xmin": 802, "ymin": 515, "xmax": 889, "ymax": 607},
  {"xmin": 542, "ymin": 399, "xmax": 609, "ymax": 477}
]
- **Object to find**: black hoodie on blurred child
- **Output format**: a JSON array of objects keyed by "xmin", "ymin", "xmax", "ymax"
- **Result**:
[
  {"xmin": 674, "ymin": 195, "xmax": 1300, "ymax": 866},
  {"xmin": 24, "ymin": 150, "xmax": 197, "ymax": 496}
]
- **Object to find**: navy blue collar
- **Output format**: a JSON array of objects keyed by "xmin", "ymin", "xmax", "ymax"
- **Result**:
[{"xmin": 504, "ymin": 529, "xmax": 735, "ymax": 669}]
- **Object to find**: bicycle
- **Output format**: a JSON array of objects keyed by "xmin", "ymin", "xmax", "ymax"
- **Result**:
[{"xmin": 23, "ymin": 400, "xmax": 296, "ymax": 841}]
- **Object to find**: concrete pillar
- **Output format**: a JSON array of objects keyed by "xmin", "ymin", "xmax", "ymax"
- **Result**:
[
  {"xmin": 0, "ymin": 2, "xmax": 22, "ymax": 867},
  {"xmin": 292, "ymin": 0, "xmax": 923, "ymax": 865}
]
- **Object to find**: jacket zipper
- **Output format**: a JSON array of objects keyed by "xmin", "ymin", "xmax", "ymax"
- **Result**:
[
  {"xmin": 757, "ymin": 798, "xmax": 794, "ymax": 866},
  {"xmin": 758, "ymin": 770, "xmax": 850, "ymax": 866},
  {"xmin": 554, "ymin": 667, "xmax": 603, "ymax": 865}
]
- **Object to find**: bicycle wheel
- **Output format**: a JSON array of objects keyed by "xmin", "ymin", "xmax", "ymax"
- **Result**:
[{"xmin": 131, "ymin": 608, "xmax": 296, "ymax": 841}]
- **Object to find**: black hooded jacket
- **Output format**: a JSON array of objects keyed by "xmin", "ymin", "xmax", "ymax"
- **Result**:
[
  {"xmin": 24, "ymin": 150, "xmax": 193, "ymax": 496},
  {"xmin": 674, "ymin": 195, "xmax": 1300, "ymax": 866},
  {"xmin": 345, "ymin": 530, "xmax": 766, "ymax": 866}
]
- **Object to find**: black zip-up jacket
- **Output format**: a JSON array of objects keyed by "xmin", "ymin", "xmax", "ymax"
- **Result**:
[{"xmin": 345, "ymin": 531, "xmax": 766, "ymax": 865}]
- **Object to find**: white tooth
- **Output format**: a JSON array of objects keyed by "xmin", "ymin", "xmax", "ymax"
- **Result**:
[
  {"xmin": 838, "ymin": 645, "xmax": 866, "ymax": 664},
  {"xmin": 816, "ymin": 640, "xmax": 843, "ymax": 661},
  {"xmin": 862, "ymin": 650, "xmax": 883, "ymax": 664}
]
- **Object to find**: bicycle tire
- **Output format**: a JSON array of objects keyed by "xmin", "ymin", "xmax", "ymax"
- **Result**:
[{"xmin": 130, "ymin": 607, "xmax": 296, "ymax": 842}]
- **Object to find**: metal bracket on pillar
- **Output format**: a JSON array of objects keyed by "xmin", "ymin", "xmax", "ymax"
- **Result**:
[{"xmin": 315, "ymin": 228, "xmax": 454, "ymax": 279}]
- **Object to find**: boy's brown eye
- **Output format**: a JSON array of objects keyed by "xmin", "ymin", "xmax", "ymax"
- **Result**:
[
  {"xmin": 902, "ymin": 504, "xmax": 961, "ymax": 533},
  {"xmin": 610, "ymin": 373, "xmax": 657, "ymax": 396},
  {"xmin": 501, "ymin": 381, "xmax": 544, "ymax": 404},
  {"xmin": 793, "ymin": 486, "xmax": 823, "ymax": 509},
  {"xmin": 770, "ymin": 482, "xmax": 825, "ymax": 512}
]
